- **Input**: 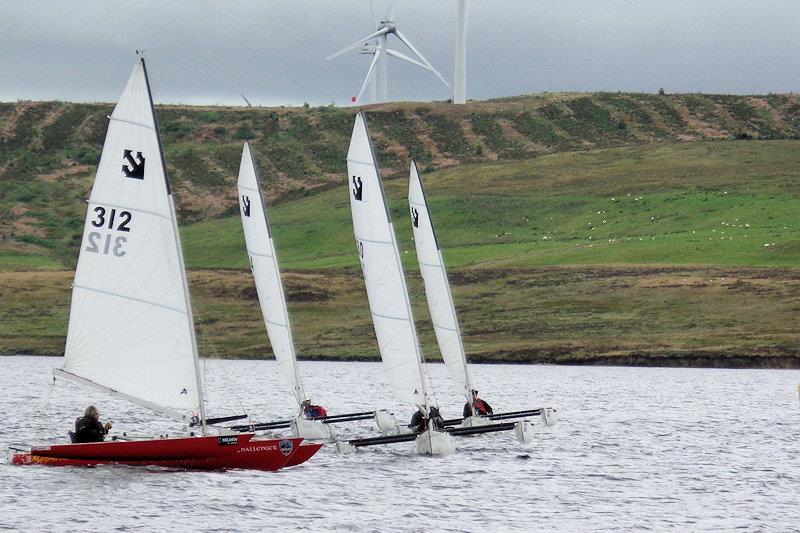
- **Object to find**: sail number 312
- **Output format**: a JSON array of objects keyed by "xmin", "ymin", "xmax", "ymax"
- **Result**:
[{"xmin": 86, "ymin": 206, "xmax": 131, "ymax": 257}]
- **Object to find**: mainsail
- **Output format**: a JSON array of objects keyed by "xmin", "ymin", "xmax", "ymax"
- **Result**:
[
  {"xmin": 408, "ymin": 161, "xmax": 473, "ymax": 403},
  {"xmin": 58, "ymin": 59, "xmax": 204, "ymax": 422},
  {"xmin": 347, "ymin": 113, "xmax": 430, "ymax": 408},
  {"xmin": 237, "ymin": 142, "xmax": 305, "ymax": 405}
]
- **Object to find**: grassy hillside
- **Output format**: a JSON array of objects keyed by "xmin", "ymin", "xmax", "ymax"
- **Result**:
[
  {"xmin": 1, "ymin": 135, "xmax": 799, "ymax": 366},
  {"xmin": 180, "ymin": 140, "xmax": 800, "ymax": 271},
  {"xmin": 3, "ymin": 92, "xmax": 800, "ymax": 268},
  {"xmin": 2, "ymin": 266, "xmax": 798, "ymax": 367}
]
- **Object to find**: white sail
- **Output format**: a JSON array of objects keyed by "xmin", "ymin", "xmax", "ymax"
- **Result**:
[
  {"xmin": 347, "ymin": 113, "xmax": 429, "ymax": 408},
  {"xmin": 61, "ymin": 59, "xmax": 203, "ymax": 421},
  {"xmin": 408, "ymin": 161, "xmax": 473, "ymax": 403},
  {"xmin": 237, "ymin": 142, "xmax": 305, "ymax": 405}
]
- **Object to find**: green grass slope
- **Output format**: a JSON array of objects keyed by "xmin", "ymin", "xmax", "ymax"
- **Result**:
[
  {"xmin": 3, "ymin": 140, "xmax": 797, "ymax": 366},
  {"xmin": 3, "ymin": 92, "xmax": 800, "ymax": 268},
  {"xmin": 181, "ymin": 140, "xmax": 800, "ymax": 271}
]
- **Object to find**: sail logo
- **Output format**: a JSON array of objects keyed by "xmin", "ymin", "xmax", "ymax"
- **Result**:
[
  {"xmin": 242, "ymin": 195, "xmax": 251, "ymax": 217},
  {"xmin": 352, "ymin": 175, "xmax": 363, "ymax": 201},
  {"xmin": 279, "ymin": 439, "xmax": 294, "ymax": 456},
  {"xmin": 412, "ymin": 208, "xmax": 419, "ymax": 228},
  {"xmin": 122, "ymin": 149, "xmax": 145, "ymax": 180}
]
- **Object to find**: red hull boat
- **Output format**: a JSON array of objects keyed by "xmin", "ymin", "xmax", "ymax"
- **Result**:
[{"xmin": 11, "ymin": 433, "xmax": 321, "ymax": 471}]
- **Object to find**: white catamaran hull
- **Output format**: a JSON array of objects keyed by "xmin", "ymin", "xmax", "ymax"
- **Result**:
[
  {"xmin": 514, "ymin": 420, "xmax": 536, "ymax": 444},
  {"xmin": 374, "ymin": 409, "xmax": 400, "ymax": 434},
  {"xmin": 290, "ymin": 417, "xmax": 333, "ymax": 440},
  {"xmin": 459, "ymin": 415, "xmax": 494, "ymax": 429},
  {"xmin": 414, "ymin": 429, "xmax": 456, "ymax": 456},
  {"xmin": 541, "ymin": 408, "xmax": 558, "ymax": 428}
]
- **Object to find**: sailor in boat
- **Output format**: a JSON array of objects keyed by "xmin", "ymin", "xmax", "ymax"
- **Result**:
[
  {"xmin": 73, "ymin": 405, "xmax": 112, "ymax": 443},
  {"xmin": 463, "ymin": 389, "xmax": 493, "ymax": 417},
  {"xmin": 301, "ymin": 399, "xmax": 328, "ymax": 419},
  {"xmin": 408, "ymin": 406, "xmax": 445, "ymax": 433}
]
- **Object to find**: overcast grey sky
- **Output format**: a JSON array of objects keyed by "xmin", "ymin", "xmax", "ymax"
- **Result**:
[{"xmin": 2, "ymin": 1, "xmax": 799, "ymax": 106}]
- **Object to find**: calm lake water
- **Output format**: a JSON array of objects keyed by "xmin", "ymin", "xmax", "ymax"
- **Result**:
[{"xmin": 1, "ymin": 356, "xmax": 798, "ymax": 532}]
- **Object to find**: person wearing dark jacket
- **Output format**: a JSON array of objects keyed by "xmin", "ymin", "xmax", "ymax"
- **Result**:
[
  {"xmin": 408, "ymin": 409, "xmax": 426, "ymax": 433},
  {"xmin": 74, "ymin": 405, "xmax": 111, "ymax": 443},
  {"xmin": 408, "ymin": 406, "xmax": 445, "ymax": 433},
  {"xmin": 463, "ymin": 389, "xmax": 493, "ymax": 417}
]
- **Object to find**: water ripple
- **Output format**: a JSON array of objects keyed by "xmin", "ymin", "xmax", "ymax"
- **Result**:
[{"xmin": 1, "ymin": 357, "xmax": 799, "ymax": 531}]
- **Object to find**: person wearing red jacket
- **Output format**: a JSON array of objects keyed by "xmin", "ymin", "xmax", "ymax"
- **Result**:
[
  {"xmin": 301, "ymin": 399, "xmax": 327, "ymax": 419},
  {"xmin": 463, "ymin": 390, "xmax": 493, "ymax": 417}
]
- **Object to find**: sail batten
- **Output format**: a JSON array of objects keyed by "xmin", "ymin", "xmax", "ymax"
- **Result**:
[
  {"xmin": 62, "ymin": 60, "xmax": 203, "ymax": 421},
  {"xmin": 347, "ymin": 113, "xmax": 430, "ymax": 408},
  {"xmin": 237, "ymin": 142, "xmax": 306, "ymax": 406},
  {"xmin": 408, "ymin": 161, "xmax": 473, "ymax": 402}
]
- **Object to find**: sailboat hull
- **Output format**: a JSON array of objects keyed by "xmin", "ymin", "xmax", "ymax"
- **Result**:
[
  {"xmin": 283, "ymin": 442, "xmax": 325, "ymax": 467},
  {"xmin": 10, "ymin": 434, "xmax": 318, "ymax": 471}
]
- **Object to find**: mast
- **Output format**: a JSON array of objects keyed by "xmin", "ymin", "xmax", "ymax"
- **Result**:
[
  {"xmin": 453, "ymin": 0, "xmax": 469, "ymax": 104},
  {"xmin": 141, "ymin": 58, "xmax": 207, "ymax": 433}
]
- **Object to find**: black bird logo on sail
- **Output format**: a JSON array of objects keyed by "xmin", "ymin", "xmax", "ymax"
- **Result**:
[
  {"xmin": 242, "ymin": 195, "xmax": 251, "ymax": 217},
  {"xmin": 352, "ymin": 175, "xmax": 363, "ymax": 201},
  {"xmin": 122, "ymin": 149, "xmax": 145, "ymax": 180},
  {"xmin": 412, "ymin": 208, "xmax": 419, "ymax": 228}
]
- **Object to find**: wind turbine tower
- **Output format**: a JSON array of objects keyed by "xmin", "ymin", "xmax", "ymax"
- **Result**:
[
  {"xmin": 453, "ymin": 0, "xmax": 469, "ymax": 104},
  {"xmin": 328, "ymin": 1, "xmax": 450, "ymax": 104}
]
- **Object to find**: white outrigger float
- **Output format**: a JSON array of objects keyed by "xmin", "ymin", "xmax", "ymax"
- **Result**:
[{"xmin": 333, "ymin": 113, "xmax": 556, "ymax": 454}]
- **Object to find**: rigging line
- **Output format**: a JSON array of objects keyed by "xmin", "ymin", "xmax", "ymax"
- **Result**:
[
  {"xmin": 417, "ymin": 259, "xmax": 442, "ymax": 269},
  {"xmin": 108, "ymin": 115, "xmax": 156, "ymax": 131},
  {"xmin": 191, "ymin": 299, "xmax": 249, "ymax": 419},
  {"xmin": 72, "ymin": 284, "xmax": 185, "ymax": 314},
  {"xmin": 354, "ymin": 235, "xmax": 393, "ymax": 246},
  {"xmin": 33, "ymin": 376, "xmax": 58, "ymax": 443}
]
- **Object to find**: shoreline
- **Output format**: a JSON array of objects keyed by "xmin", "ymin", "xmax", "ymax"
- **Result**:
[{"xmin": 4, "ymin": 351, "xmax": 798, "ymax": 370}]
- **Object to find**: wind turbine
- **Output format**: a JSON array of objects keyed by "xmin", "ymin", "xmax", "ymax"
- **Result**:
[
  {"xmin": 453, "ymin": 0, "xmax": 469, "ymax": 104},
  {"xmin": 327, "ymin": 0, "xmax": 450, "ymax": 104}
]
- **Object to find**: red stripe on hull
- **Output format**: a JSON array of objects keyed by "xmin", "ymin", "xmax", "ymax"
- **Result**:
[{"xmin": 11, "ymin": 435, "xmax": 314, "ymax": 472}]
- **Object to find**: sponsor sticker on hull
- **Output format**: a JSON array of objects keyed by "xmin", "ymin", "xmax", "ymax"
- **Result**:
[
  {"xmin": 218, "ymin": 436, "xmax": 239, "ymax": 446},
  {"xmin": 279, "ymin": 439, "xmax": 294, "ymax": 456}
]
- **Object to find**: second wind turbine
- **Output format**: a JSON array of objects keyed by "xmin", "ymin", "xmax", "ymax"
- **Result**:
[{"xmin": 327, "ymin": 0, "xmax": 449, "ymax": 104}]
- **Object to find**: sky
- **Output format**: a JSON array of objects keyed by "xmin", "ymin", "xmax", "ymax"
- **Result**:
[{"xmin": 2, "ymin": 0, "xmax": 800, "ymax": 107}]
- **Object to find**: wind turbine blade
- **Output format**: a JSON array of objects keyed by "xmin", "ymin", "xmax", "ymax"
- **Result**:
[
  {"xmin": 326, "ymin": 27, "xmax": 391, "ymax": 60},
  {"xmin": 385, "ymin": 0, "xmax": 396, "ymax": 20},
  {"xmin": 357, "ymin": 50, "xmax": 382, "ymax": 102},
  {"xmin": 394, "ymin": 30, "xmax": 451, "ymax": 88},
  {"xmin": 386, "ymin": 49, "xmax": 428, "ymax": 70},
  {"xmin": 239, "ymin": 91, "xmax": 253, "ymax": 107}
]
